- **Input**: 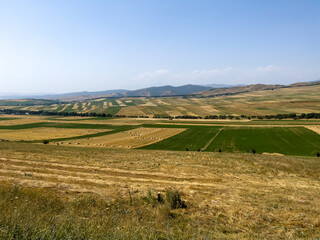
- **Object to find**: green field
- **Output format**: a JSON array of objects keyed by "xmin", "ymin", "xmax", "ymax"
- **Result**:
[
  {"xmin": 141, "ymin": 126, "xmax": 221, "ymax": 151},
  {"xmin": 0, "ymin": 117, "xmax": 17, "ymax": 121},
  {"xmin": 142, "ymin": 125, "xmax": 320, "ymax": 156},
  {"xmin": 0, "ymin": 115, "xmax": 320, "ymax": 156},
  {"xmin": 205, "ymin": 127, "xmax": 320, "ymax": 156}
]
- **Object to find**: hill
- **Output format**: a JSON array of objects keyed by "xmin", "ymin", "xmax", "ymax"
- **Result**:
[
  {"xmin": 0, "ymin": 89, "xmax": 127, "ymax": 101},
  {"xmin": 1, "ymin": 81, "xmax": 320, "ymax": 117},
  {"xmin": 124, "ymin": 84, "xmax": 212, "ymax": 97},
  {"xmin": 195, "ymin": 84, "xmax": 283, "ymax": 97},
  {"xmin": 1, "ymin": 140, "xmax": 320, "ymax": 239},
  {"xmin": 0, "ymin": 85, "xmax": 212, "ymax": 100},
  {"xmin": 195, "ymin": 80, "xmax": 320, "ymax": 97}
]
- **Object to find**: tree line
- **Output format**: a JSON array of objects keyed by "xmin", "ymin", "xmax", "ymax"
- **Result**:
[{"xmin": 1, "ymin": 108, "xmax": 320, "ymax": 120}]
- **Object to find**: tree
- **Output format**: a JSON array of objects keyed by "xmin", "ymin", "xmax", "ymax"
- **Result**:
[
  {"xmin": 43, "ymin": 140, "xmax": 49, "ymax": 145},
  {"xmin": 252, "ymin": 149, "xmax": 256, "ymax": 154},
  {"xmin": 185, "ymin": 148, "xmax": 189, "ymax": 151},
  {"xmin": 317, "ymin": 152, "xmax": 320, "ymax": 158},
  {"xmin": 218, "ymin": 148, "xmax": 222, "ymax": 153}
]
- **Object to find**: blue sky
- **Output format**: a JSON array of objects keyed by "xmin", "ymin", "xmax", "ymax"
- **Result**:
[{"xmin": 0, "ymin": 0, "xmax": 319, "ymax": 93}]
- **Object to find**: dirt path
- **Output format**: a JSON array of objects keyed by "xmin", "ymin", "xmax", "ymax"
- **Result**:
[{"xmin": 202, "ymin": 127, "xmax": 224, "ymax": 151}]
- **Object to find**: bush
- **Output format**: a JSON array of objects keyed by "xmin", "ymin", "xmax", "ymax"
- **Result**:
[
  {"xmin": 165, "ymin": 190, "xmax": 187, "ymax": 209},
  {"xmin": 43, "ymin": 140, "xmax": 49, "ymax": 145}
]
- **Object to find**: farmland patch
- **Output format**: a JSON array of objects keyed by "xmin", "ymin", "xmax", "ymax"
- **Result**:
[
  {"xmin": 67, "ymin": 127, "xmax": 185, "ymax": 148},
  {"xmin": 305, "ymin": 125, "xmax": 320, "ymax": 135},
  {"xmin": 141, "ymin": 126, "xmax": 222, "ymax": 151},
  {"xmin": 205, "ymin": 127, "xmax": 320, "ymax": 156},
  {"xmin": 0, "ymin": 128, "xmax": 109, "ymax": 141}
]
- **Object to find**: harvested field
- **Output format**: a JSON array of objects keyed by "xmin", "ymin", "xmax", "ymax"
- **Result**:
[
  {"xmin": 201, "ymin": 105, "xmax": 220, "ymax": 113},
  {"xmin": 156, "ymin": 99, "xmax": 170, "ymax": 105},
  {"xmin": 1, "ymin": 142, "xmax": 320, "ymax": 239},
  {"xmin": 50, "ymin": 104, "xmax": 59, "ymax": 110},
  {"xmin": 59, "ymin": 104, "xmax": 71, "ymax": 112},
  {"xmin": 0, "ymin": 128, "xmax": 108, "ymax": 141},
  {"xmin": 116, "ymin": 106, "xmax": 146, "ymax": 116},
  {"xmin": 141, "ymin": 99, "xmax": 157, "ymax": 106},
  {"xmin": 93, "ymin": 98, "xmax": 106, "ymax": 101},
  {"xmin": 305, "ymin": 125, "xmax": 320, "ymax": 135},
  {"xmin": 67, "ymin": 127, "xmax": 185, "ymax": 148},
  {"xmin": 0, "ymin": 118, "xmax": 46, "ymax": 126},
  {"xmin": 72, "ymin": 103, "xmax": 78, "ymax": 109},
  {"xmin": 115, "ymin": 99, "xmax": 126, "ymax": 106}
]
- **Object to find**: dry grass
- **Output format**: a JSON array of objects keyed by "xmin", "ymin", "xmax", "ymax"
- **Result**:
[
  {"xmin": 67, "ymin": 127, "xmax": 185, "ymax": 148},
  {"xmin": 58, "ymin": 104, "xmax": 71, "ymax": 112},
  {"xmin": 0, "ymin": 128, "xmax": 108, "ymax": 141},
  {"xmin": 305, "ymin": 125, "xmax": 320, "ymax": 135},
  {"xmin": 116, "ymin": 106, "xmax": 147, "ymax": 116},
  {"xmin": 0, "ymin": 115, "xmax": 50, "ymax": 126},
  {"xmin": 0, "ymin": 141, "xmax": 320, "ymax": 238},
  {"xmin": 0, "ymin": 119, "xmax": 43, "ymax": 126}
]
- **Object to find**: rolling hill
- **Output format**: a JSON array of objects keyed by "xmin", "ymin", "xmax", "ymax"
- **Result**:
[
  {"xmin": 124, "ymin": 84, "xmax": 212, "ymax": 97},
  {"xmin": 195, "ymin": 80, "xmax": 320, "ymax": 97}
]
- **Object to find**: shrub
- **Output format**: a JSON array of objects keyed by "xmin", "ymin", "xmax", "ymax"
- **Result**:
[{"xmin": 165, "ymin": 190, "xmax": 187, "ymax": 209}]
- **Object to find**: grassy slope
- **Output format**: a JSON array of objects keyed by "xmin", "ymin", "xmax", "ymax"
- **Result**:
[
  {"xmin": 0, "ymin": 142, "xmax": 320, "ymax": 239},
  {"xmin": 2, "ymin": 84, "xmax": 320, "ymax": 117},
  {"xmin": 2, "ymin": 118, "xmax": 318, "ymax": 156}
]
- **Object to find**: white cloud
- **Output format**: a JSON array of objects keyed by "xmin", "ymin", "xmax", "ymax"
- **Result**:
[{"xmin": 134, "ymin": 65, "xmax": 288, "ymax": 87}]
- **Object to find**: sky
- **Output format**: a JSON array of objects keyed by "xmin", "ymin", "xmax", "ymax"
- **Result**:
[{"xmin": 0, "ymin": 0, "xmax": 319, "ymax": 93}]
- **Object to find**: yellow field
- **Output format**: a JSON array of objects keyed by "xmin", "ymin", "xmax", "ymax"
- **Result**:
[
  {"xmin": 0, "ymin": 141, "xmax": 320, "ymax": 238},
  {"xmin": 59, "ymin": 104, "xmax": 71, "ymax": 112},
  {"xmin": 116, "ymin": 106, "xmax": 147, "ymax": 116},
  {"xmin": 67, "ymin": 127, "xmax": 185, "ymax": 148},
  {"xmin": 0, "ymin": 115, "xmax": 51, "ymax": 126},
  {"xmin": 305, "ymin": 125, "xmax": 320, "ymax": 135},
  {"xmin": 0, "ymin": 128, "xmax": 108, "ymax": 141},
  {"xmin": 0, "ymin": 118, "xmax": 45, "ymax": 126}
]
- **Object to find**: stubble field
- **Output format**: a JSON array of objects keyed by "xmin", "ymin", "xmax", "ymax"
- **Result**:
[
  {"xmin": 2, "ymin": 84, "xmax": 320, "ymax": 117},
  {"xmin": 0, "ymin": 141, "xmax": 320, "ymax": 239},
  {"xmin": 0, "ymin": 115, "xmax": 320, "ymax": 239}
]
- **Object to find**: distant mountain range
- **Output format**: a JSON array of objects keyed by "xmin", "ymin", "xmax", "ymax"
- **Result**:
[
  {"xmin": 0, "ymin": 89, "xmax": 127, "ymax": 101},
  {"xmin": 123, "ymin": 84, "xmax": 211, "ymax": 97},
  {"xmin": 0, "ymin": 84, "xmax": 214, "ymax": 100},
  {"xmin": 194, "ymin": 80, "xmax": 320, "ymax": 97},
  {"xmin": 1, "ymin": 80, "xmax": 319, "ymax": 101},
  {"xmin": 203, "ymin": 83, "xmax": 245, "ymax": 88}
]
